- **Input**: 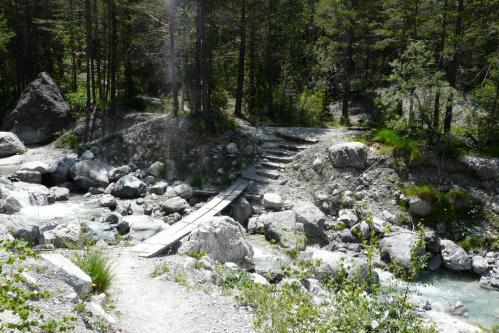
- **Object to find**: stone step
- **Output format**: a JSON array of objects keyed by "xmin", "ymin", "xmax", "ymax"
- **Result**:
[
  {"xmin": 260, "ymin": 161, "xmax": 289, "ymax": 170},
  {"xmin": 264, "ymin": 149, "xmax": 293, "ymax": 156},
  {"xmin": 277, "ymin": 143, "xmax": 309, "ymax": 151},
  {"xmin": 241, "ymin": 174, "xmax": 271, "ymax": 184},
  {"xmin": 263, "ymin": 154, "xmax": 295, "ymax": 163},
  {"xmin": 274, "ymin": 131, "xmax": 319, "ymax": 144},
  {"xmin": 256, "ymin": 168, "xmax": 280, "ymax": 179}
]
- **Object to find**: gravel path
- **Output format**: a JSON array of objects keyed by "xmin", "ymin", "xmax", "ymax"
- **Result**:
[{"xmin": 109, "ymin": 249, "xmax": 254, "ymax": 333}]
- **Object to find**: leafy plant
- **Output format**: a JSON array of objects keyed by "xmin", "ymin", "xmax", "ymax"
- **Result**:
[
  {"xmin": 150, "ymin": 263, "xmax": 170, "ymax": 278},
  {"xmin": 375, "ymin": 128, "xmax": 422, "ymax": 161},
  {"xmin": 74, "ymin": 249, "xmax": 114, "ymax": 293}
]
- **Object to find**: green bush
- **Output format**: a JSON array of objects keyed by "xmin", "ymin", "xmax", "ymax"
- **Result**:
[
  {"xmin": 74, "ymin": 249, "xmax": 114, "ymax": 293},
  {"xmin": 55, "ymin": 130, "xmax": 78, "ymax": 149},
  {"xmin": 375, "ymin": 128, "xmax": 422, "ymax": 160},
  {"xmin": 191, "ymin": 174, "xmax": 204, "ymax": 188}
]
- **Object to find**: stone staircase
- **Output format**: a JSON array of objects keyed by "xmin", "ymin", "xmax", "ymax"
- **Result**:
[{"xmin": 241, "ymin": 130, "xmax": 319, "ymax": 184}]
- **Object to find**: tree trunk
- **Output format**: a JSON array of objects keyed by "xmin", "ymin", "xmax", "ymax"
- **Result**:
[
  {"xmin": 341, "ymin": 27, "xmax": 353, "ymax": 124},
  {"xmin": 169, "ymin": 0, "xmax": 179, "ymax": 115},
  {"xmin": 234, "ymin": 0, "xmax": 247, "ymax": 118},
  {"xmin": 84, "ymin": 0, "xmax": 92, "ymax": 143},
  {"xmin": 444, "ymin": 0, "xmax": 463, "ymax": 134}
]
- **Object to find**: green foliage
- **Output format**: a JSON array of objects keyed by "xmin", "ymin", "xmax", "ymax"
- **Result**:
[
  {"xmin": 375, "ymin": 128, "xmax": 422, "ymax": 160},
  {"xmin": 65, "ymin": 89, "xmax": 87, "ymax": 115},
  {"xmin": 0, "ymin": 9, "xmax": 14, "ymax": 52},
  {"xmin": 55, "ymin": 130, "xmax": 78, "ymax": 149},
  {"xmin": 186, "ymin": 249, "xmax": 206, "ymax": 260},
  {"xmin": 74, "ymin": 249, "xmax": 114, "ymax": 294},
  {"xmin": 150, "ymin": 263, "xmax": 170, "ymax": 278},
  {"xmin": 191, "ymin": 174, "xmax": 204, "ymax": 188},
  {"xmin": 459, "ymin": 235, "xmax": 499, "ymax": 252},
  {"xmin": 0, "ymin": 240, "xmax": 76, "ymax": 332}
]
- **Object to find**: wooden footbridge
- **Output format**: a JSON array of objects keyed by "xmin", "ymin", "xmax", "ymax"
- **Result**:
[{"xmin": 131, "ymin": 179, "xmax": 249, "ymax": 257}]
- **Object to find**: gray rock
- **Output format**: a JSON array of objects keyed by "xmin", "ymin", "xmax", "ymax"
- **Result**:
[
  {"xmin": 117, "ymin": 220, "xmax": 130, "ymax": 235},
  {"xmin": 352, "ymin": 221, "xmax": 370, "ymax": 240},
  {"xmin": 0, "ymin": 224, "xmax": 14, "ymax": 241},
  {"xmin": 41, "ymin": 253, "xmax": 92, "ymax": 298},
  {"xmin": 148, "ymin": 161, "xmax": 165, "ymax": 178},
  {"xmin": 3, "ymin": 220, "xmax": 39, "ymax": 244},
  {"xmin": 162, "ymin": 196, "xmax": 189, "ymax": 214},
  {"xmin": 0, "ymin": 132, "xmax": 27, "ymax": 157},
  {"xmin": 12, "ymin": 182, "xmax": 53, "ymax": 206},
  {"xmin": 14, "ymin": 170, "xmax": 41, "ymax": 183},
  {"xmin": 102, "ymin": 212, "xmax": 121, "ymax": 224},
  {"xmin": 98, "ymin": 195, "xmax": 116, "ymax": 209},
  {"xmin": 70, "ymin": 160, "xmax": 111, "ymax": 190},
  {"xmin": 440, "ymin": 239, "xmax": 472, "ymax": 271},
  {"xmin": 231, "ymin": 197, "xmax": 252, "ymax": 226},
  {"xmin": 372, "ymin": 217, "xmax": 389, "ymax": 234},
  {"xmin": 150, "ymin": 181, "xmax": 168, "ymax": 195},
  {"xmin": 50, "ymin": 156, "xmax": 77, "ymax": 184},
  {"xmin": 247, "ymin": 216, "xmax": 264, "ymax": 234},
  {"xmin": 41, "ymin": 223, "xmax": 80, "ymax": 248},
  {"xmin": 80, "ymin": 150, "xmax": 95, "ymax": 160},
  {"xmin": 108, "ymin": 165, "xmax": 131, "ymax": 182},
  {"xmin": 312, "ymin": 157, "xmax": 324, "ymax": 173},
  {"xmin": 261, "ymin": 210, "xmax": 305, "ymax": 249},
  {"xmin": 49, "ymin": 186, "xmax": 69, "ymax": 201},
  {"xmin": 226, "ymin": 143, "xmax": 239, "ymax": 154},
  {"xmin": 249, "ymin": 273, "xmax": 269, "ymax": 286},
  {"xmin": 262, "ymin": 193, "xmax": 283, "ymax": 210},
  {"xmin": 338, "ymin": 209, "xmax": 358, "ymax": 227},
  {"xmin": 424, "ymin": 228, "xmax": 440, "ymax": 253},
  {"xmin": 328, "ymin": 142, "xmax": 367, "ymax": 169},
  {"xmin": 408, "ymin": 197, "xmax": 432, "ymax": 217},
  {"xmin": 303, "ymin": 247, "xmax": 376, "ymax": 283},
  {"xmin": 123, "ymin": 215, "xmax": 163, "ymax": 241},
  {"xmin": 173, "ymin": 183, "xmax": 193, "ymax": 199},
  {"xmin": 292, "ymin": 201, "xmax": 327, "ymax": 242},
  {"xmin": 446, "ymin": 300, "xmax": 468, "ymax": 317},
  {"xmin": 3, "ymin": 73, "xmax": 72, "ymax": 144},
  {"xmin": 0, "ymin": 195, "xmax": 22, "ymax": 214},
  {"xmin": 472, "ymin": 255, "xmax": 489, "ymax": 275},
  {"xmin": 19, "ymin": 161, "xmax": 49, "ymax": 174},
  {"xmin": 179, "ymin": 216, "xmax": 254, "ymax": 269},
  {"xmin": 340, "ymin": 229, "xmax": 359, "ymax": 243},
  {"xmin": 428, "ymin": 254, "xmax": 442, "ymax": 271},
  {"xmin": 380, "ymin": 231, "xmax": 425, "ymax": 269},
  {"xmin": 83, "ymin": 222, "xmax": 118, "ymax": 243},
  {"xmin": 461, "ymin": 156, "xmax": 499, "ymax": 181},
  {"xmin": 113, "ymin": 175, "xmax": 147, "ymax": 199}
]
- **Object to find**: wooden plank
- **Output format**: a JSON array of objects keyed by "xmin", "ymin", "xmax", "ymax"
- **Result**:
[{"xmin": 131, "ymin": 179, "xmax": 249, "ymax": 257}]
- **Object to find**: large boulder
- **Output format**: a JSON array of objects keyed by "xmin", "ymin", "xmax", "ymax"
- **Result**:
[
  {"xmin": 460, "ymin": 156, "xmax": 499, "ymax": 181},
  {"xmin": 440, "ymin": 239, "xmax": 472, "ymax": 271},
  {"xmin": 179, "ymin": 216, "xmax": 254, "ymax": 269},
  {"xmin": 302, "ymin": 247, "xmax": 376, "ymax": 283},
  {"xmin": 41, "ymin": 223, "xmax": 80, "ymax": 248},
  {"xmin": 262, "ymin": 193, "xmax": 283, "ymax": 210},
  {"xmin": 292, "ymin": 201, "xmax": 327, "ymax": 242},
  {"xmin": 173, "ymin": 183, "xmax": 193, "ymax": 199},
  {"xmin": 3, "ymin": 72, "xmax": 72, "ymax": 144},
  {"xmin": 231, "ymin": 197, "xmax": 252, "ymax": 226},
  {"xmin": 148, "ymin": 161, "xmax": 165, "ymax": 178},
  {"xmin": 0, "ymin": 132, "xmax": 27, "ymax": 157},
  {"xmin": 19, "ymin": 161, "xmax": 49, "ymax": 174},
  {"xmin": 41, "ymin": 253, "xmax": 92, "ymax": 298},
  {"xmin": 70, "ymin": 160, "xmax": 111, "ymax": 190},
  {"xmin": 12, "ymin": 182, "xmax": 53, "ymax": 206},
  {"xmin": 328, "ymin": 142, "xmax": 367, "ymax": 169},
  {"xmin": 122, "ymin": 215, "xmax": 164, "ymax": 241},
  {"xmin": 113, "ymin": 175, "xmax": 146, "ymax": 199},
  {"xmin": 261, "ymin": 210, "xmax": 305, "ymax": 249},
  {"xmin": 379, "ymin": 231, "xmax": 425, "ymax": 269},
  {"xmin": 14, "ymin": 170, "xmax": 41, "ymax": 184},
  {"xmin": 50, "ymin": 156, "xmax": 77, "ymax": 184},
  {"xmin": 408, "ymin": 197, "xmax": 432, "ymax": 217},
  {"xmin": 162, "ymin": 196, "xmax": 189, "ymax": 214}
]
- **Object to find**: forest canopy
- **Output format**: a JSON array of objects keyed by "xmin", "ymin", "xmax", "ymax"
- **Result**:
[{"xmin": 0, "ymin": 0, "xmax": 497, "ymax": 151}]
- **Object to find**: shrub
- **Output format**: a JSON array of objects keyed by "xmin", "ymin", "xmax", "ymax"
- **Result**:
[
  {"xmin": 191, "ymin": 174, "xmax": 204, "ymax": 188},
  {"xmin": 55, "ymin": 130, "xmax": 78, "ymax": 149},
  {"xmin": 74, "ymin": 249, "xmax": 114, "ymax": 293},
  {"xmin": 375, "ymin": 128, "xmax": 422, "ymax": 160}
]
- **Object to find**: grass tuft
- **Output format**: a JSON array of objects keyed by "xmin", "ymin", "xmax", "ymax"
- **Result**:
[{"xmin": 74, "ymin": 249, "xmax": 114, "ymax": 294}]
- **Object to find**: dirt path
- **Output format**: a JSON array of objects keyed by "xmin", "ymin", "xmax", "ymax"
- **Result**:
[{"xmin": 109, "ymin": 249, "xmax": 254, "ymax": 333}]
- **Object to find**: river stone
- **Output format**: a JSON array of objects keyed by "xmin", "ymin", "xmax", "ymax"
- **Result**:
[
  {"xmin": 50, "ymin": 156, "xmax": 77, "ymax": 184},
  {"xmin": 113, "ymin": 175, "xmax": 147, "ymax": 199},
  {"xmin": 14, "ymin": 170, "xmax": 41, "ymax": 183},
  {"xmin": 0, "ymin": 195, "xmax": 22, "ymax": 214},
  {"xmin": 231, "ymin": 197, "xmax": 252, "ymax": 226},
  {"xmin": 12, "ymin": 182, "xmax": 53, "ymax": 206},
  {"xmin": 150, "ymin": 181, "xmax": 168, "ymax": 195},
  {"xmin": 351, "ymin": 221, "xmax": 370, "ymax": 240},
  {"xmin": 148, "ymin": 161, "xmax": 165, "ymax": 178},
  {"xmin": 328, "ymin": 142, "xmax": 367, "ymax": 169},
  {"xmin": 428, "ymin": 254, "xmax": 442, "ymax": 271},
  {"xmin": 41, "ymin": 223, "xmax": 80, "ymax": 248},
  {"xmin": 108, "ymin": 165, "xmax": 132, "ymax": 182},
  {"xmin": 3, "ymin": 73, "xmax": 72, "ymax": 144},
  {"xmin": 261, "ymin": 210, "xmax": 305, "ymax": 249},
  {"xmin": 424, "ymin": 228, "xmax": 440, "ymax": 253},
  {"xmin": 292, "ymin": 201, "xmax": 327, "ymax": 242},
  {"xmin": 460, "ymin": 156, "xmax": 499, "ymax": 181},
  {"xmin": 19, "ymin": 161, "xmax": 49, "ymax": 174},
  {"xmin": 440, "ymin": 239, "xmax": 472, "ymax": 271},
  {"xmin": 80, "ymin": 150, "xmax": 94, "ymax": 161},
  {"xmin": 472, "ymin": 255, "xmax": 489, "ymax": 275},
  {"xmin": 41, "ymin": 253, "xmax": 92, "ymax": 298},
  {"xmin": 123, "ymin": 215, "xmax": 163, "ymax": 241},
  {"xmin": 247, "ymin": 216, "xmax": 264, "ymax": 234},
  {"xmin": 338, "ymin": 209, "xmax": 358, "ymax": 227},
  {"xmin": 99, "ymin": 194, "xmax": 117, "ymax": 208},
  {"xmin": 303, "ymin": 247, "xmax": 375, "ymax": 283},
  {"xmin": 179, "ymin": 216, "xmax": 254, "ymax": 269},
  {"xmin": 408, "ymin": 197, "xmax": 432, "ymax": 217},
  {"xmin": 0, "ymin": 224, "xmax": 14, "ymax": 241},
  {"xmin": 83, "ymin": 222, "xmax": 118, "ymax": 243},
  {"xmin": 162, "ymin": 196, "xmax": 188, "ymax": 214},
  {"xmin": 379, "ymin": 231, "xmax": 425, "ymax": 269},
  {"xmin": 70, "ymin": 160, "xmax": 111, "ymax": 190},
  {"xmin": 226, "ymin": 143, "xmax": 239, "ymax": 154},
  {"xmin": 173, "ymin": 183, "xmax": 193, "ymax": 199},
  {"xmin": 50, "ymin": 186, "xmax": 70, "ymax": 201},
  {"xmin": 263, "ymin": 193, "xmax": 283, "ymax": 210},
  {"xmin": 3, "ymin": 220, "xmax": 39, "ymax": 244},
  {"xmin": 102, "ymin": 212, "xmax": 121, "ymax": 225},
  {"xmin": 0, "ymin": 132, "xmax": 27, "ymax": 157}
]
